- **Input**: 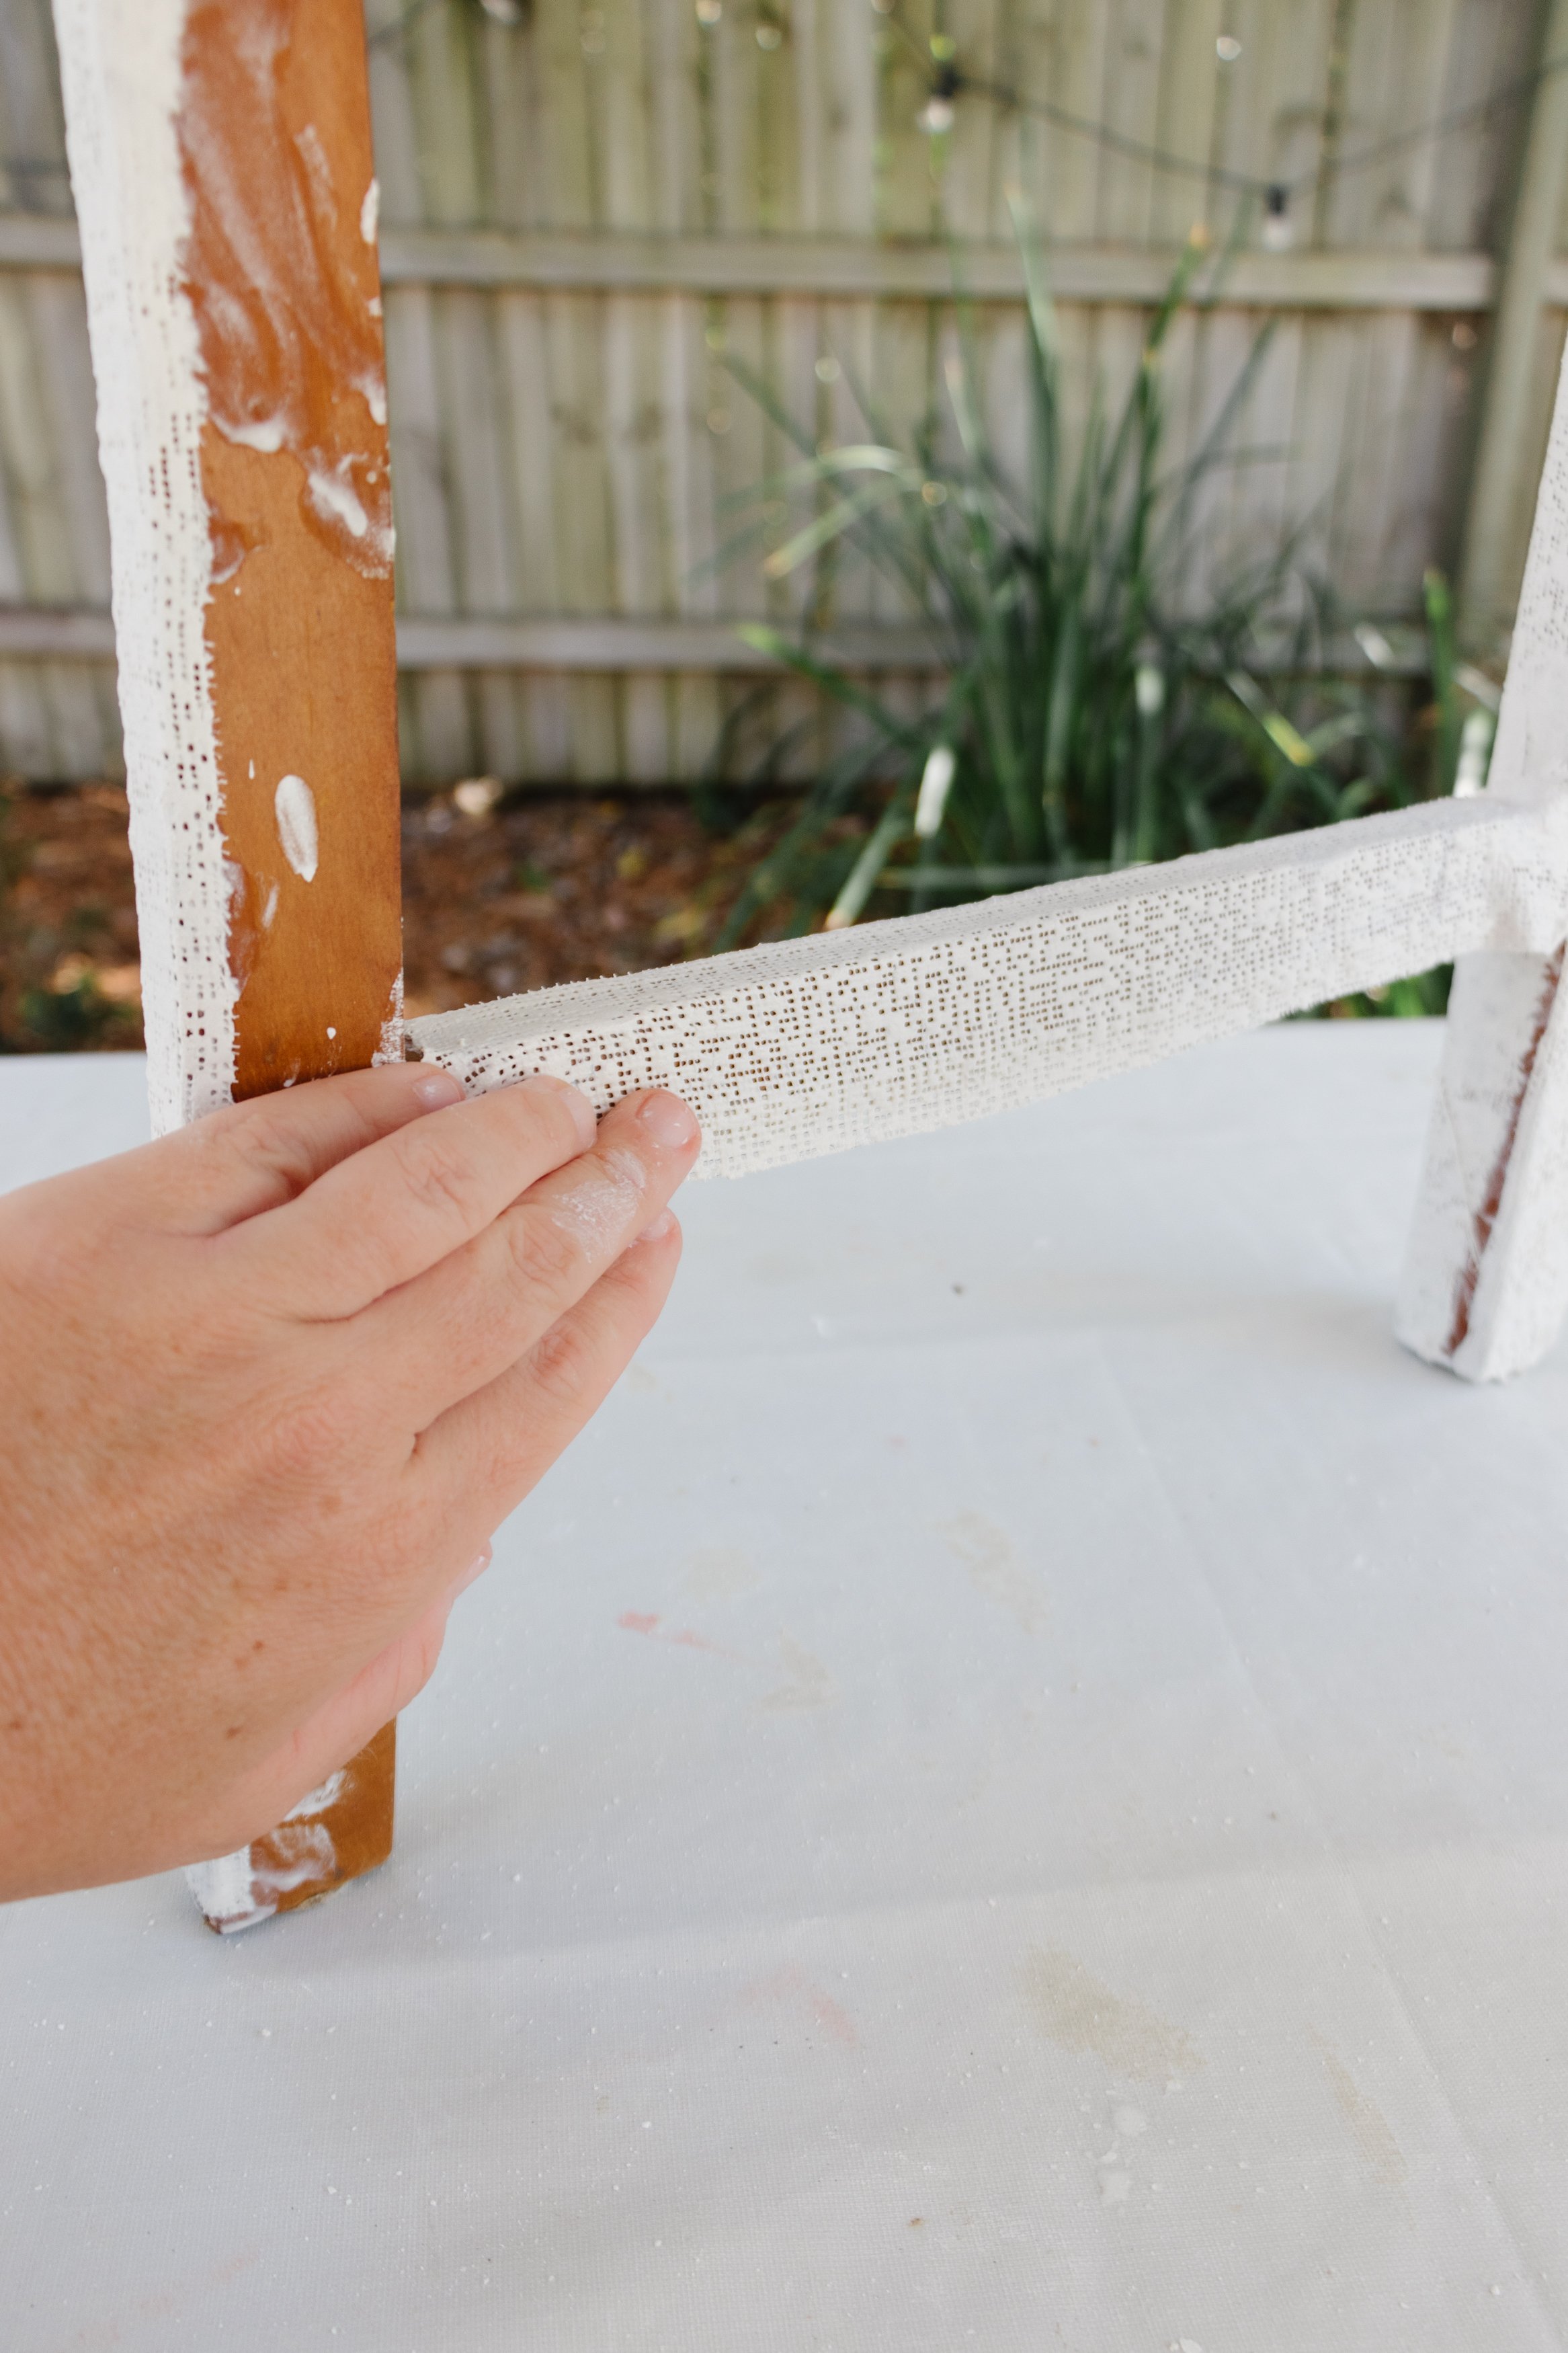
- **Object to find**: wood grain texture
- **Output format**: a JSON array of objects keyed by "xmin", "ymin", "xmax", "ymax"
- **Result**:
[
  {"xmin": 179, "ymin": 0, "xmax": 402, "ymax": 1089},
  {"xmin": 177, "ymin": 0, "xmax": 401, "ymax": 1915}
]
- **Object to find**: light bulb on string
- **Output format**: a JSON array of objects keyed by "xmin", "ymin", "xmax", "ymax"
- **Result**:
[{"xmin": 1261, "ymin": 184, "xmax": 1292, "ymax": 251}]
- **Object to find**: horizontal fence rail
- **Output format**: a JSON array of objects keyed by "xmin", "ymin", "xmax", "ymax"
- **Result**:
[
  {"xmin": 0, "ymin": 214, "xmax": 1557, "ymax": 310},
  {"xmin": 0, "ymin": 605, "xmax": 1429, "ymax": 678}
]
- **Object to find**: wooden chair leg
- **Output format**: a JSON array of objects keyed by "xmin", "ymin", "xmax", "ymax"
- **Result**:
[
  {"xmin": 1395, "ymin": 945, "xmax": 1568, "ymax": 1382},
  {"xmin": 54, "ymin": 0, "xmax": 403, "ymax": 1926}
]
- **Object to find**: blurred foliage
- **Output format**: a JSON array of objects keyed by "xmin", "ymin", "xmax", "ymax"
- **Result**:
[
  {"xmin": 702, "ymin": 226, "xmax": 1497, "ymax": 1016},
  {"xmin": 0, "ymin": 784, "xmax": 142, "ymax": 1052}
]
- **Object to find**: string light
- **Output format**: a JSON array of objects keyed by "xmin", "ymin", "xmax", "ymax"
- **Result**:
[
  {"xmin": 874, "ymin": 0, "xmax": 1568, "ymax": 210},
  {"xmin": 1, "ymin": 0, "xmax": 1561, "ymax": 227}
]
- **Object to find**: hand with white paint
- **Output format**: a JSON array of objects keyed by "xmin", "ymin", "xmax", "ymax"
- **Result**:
[{"xmin": 0, "ymin": 1066, "xmax": 698, "ymax": 1904}]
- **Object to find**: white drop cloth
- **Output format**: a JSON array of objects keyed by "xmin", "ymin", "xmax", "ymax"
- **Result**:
[{"xmin": 5, "ymin": 1027, "xmax": 1568, "ymax": 2352}]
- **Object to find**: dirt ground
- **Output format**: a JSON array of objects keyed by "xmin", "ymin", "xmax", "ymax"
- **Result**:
[
  {"xmin": 0, "ymin": 776, "xmax": 1417, "ymax": 1055},
  {"xmin": 0, "ymin": 781, "xmax": 792, "ymax": 1055}
]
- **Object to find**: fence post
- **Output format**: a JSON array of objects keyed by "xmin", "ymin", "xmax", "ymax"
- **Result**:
[{"xmin": 1458, "ymin": 0, "xmax": 1568, "ymax": 644}]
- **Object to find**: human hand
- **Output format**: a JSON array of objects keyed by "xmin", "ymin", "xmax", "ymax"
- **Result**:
[{"xmin": 0, "ymin": 1065, "xmax": 698, "ymax": 1902}]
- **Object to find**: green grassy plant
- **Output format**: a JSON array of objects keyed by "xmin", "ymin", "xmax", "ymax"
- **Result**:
[{"xmin": 703, "ymin": 229, "xmax": 1491, "ymax": 1016}]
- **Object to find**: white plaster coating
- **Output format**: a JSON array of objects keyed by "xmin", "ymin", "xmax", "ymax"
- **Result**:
[
  {"xmin": 373, "ymin": 977, "xmax": 405, "ymax": 1066},
  {"xmin": 221, "ymin": 412, "xmax": 286, "ymax": 454},
  {"xmin": 284, "ymin": 1769, "xmax": 347, "ymax": 1822},
  {"xmin": 274, "ymin": 772, "xmax": 319, "ymax": 881},
  {"xmin": 183, "ymin": 1847, "xmax": 270, "ymax": 1936},
  {"xmin": 185, "ymin": 1817, "xmax": 341, "ymax": 1934},
  {"xmin": 308, "ymin": 465, "xmax": 369, "ymax": 541},
  {"xmin": 52, "ymin": 0, "xmax": 237, "ymax": 1137},
  {"xmin": 411, "ymin": 797, "xmax": 1568, "ymax": 1183}
]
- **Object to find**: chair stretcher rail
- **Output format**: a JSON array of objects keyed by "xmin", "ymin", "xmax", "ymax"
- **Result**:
[{"xmin": 411, "ymin": 797, "xmax": 1568, "ymax": 1181}]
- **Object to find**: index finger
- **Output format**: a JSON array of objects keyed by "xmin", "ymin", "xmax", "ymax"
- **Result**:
[{"xmin": 220, "ymin": 1074, "xmax": 598, "ymax": 1319}]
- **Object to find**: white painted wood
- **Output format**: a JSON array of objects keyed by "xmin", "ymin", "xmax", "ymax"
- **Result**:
[
  {"xmin": 411, "ymin": 795, "xmax": 1568, "ymax": 1181},
  {"xmin": 1397, "ymin": 342, "xmax": 1568, "ymax": 1382},
  {"xmin": 49, "ymin": 0, "xmax": 235, "ymax": 1131}
]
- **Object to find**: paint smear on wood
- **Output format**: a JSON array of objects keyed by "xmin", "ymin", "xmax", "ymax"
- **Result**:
[{"xmin": 177, "ymin": 0, "xmax": 402, "ymax": 1096}]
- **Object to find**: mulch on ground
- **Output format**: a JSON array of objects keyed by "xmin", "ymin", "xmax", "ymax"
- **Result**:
[{"xmin": 0, "ymin": 782, "xmax": 794, "ymax": 1054}]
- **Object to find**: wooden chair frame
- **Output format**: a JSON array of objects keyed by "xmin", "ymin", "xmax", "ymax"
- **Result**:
[{"xmin": 52, "ymin": 0, "xmax": 1568, "ymax": 1929}]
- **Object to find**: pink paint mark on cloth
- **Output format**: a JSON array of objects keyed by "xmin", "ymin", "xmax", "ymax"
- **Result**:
[
  {"xmin": 616, "ymin": 1609, "xmax": 745, "ymax": 1662},
  {"xmin": 741, "ymin": 1962, "xmax": 859, "ymax": 2048}
]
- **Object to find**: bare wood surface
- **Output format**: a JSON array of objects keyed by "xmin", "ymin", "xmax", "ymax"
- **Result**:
[{"xmin": 177, "ymin": 0, "xmax": 401, "ymax": 1923}]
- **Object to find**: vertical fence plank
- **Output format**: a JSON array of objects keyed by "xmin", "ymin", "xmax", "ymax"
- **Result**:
[
  {"xmin": 363, "ymin": 0, "xmax": 425, "ymax": 225},
  {"xmin": 648, "ymin": 0, "xmax": 703, "ymax": 233},
  {"xmin": 496, "ymin": 288, "xmax": 563, "ymax": 779},
  {"xmin": 1288, "ymin": 311, "xmax": 1361, "ymax": 590},
  {"xmin": 1431, "ymin": 0, "xmax": 1526, "ymax": 253},
  {"xmin": 26, "ymin": 274, "xmax": 108, "ymax": 600},
  {"xmin": 482, "ymin": 8, "xmax": 551, "ymax": 231},
  {"xmin": 944, "ymin": 0, "xmax": 1003, "ymax": 239},
  {"xmin": 547, "ymin": 290, "xmax": 620, "ymax": 779},
  {"xmin": 712, "ymin": 5, "xmax": 760, "ymax": 236},
  {"xmin": 1153, "ymin": 0, "xmax": 1223, "ymax": 243},
  {"xmin": 0, "ymin": 0, "xmax": 69, "ymax": 216},
  {"xmin": 0, "ymin": 276, "xmax": 74, "ymax": 600},
  {"xmin": 384, "ymin": 284, "xmax": 470, "ymax": 783},
  {"xmin": 1096, "ymin": 0, "xmax": 1167, "ymax": 243},
  {"xmin": 822, "ymin": 0, "xmax": 878, "ymax": 237}
]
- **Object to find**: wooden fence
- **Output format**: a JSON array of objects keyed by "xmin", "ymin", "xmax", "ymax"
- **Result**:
[{"xmin": 0, "ymin": 0, "xmax": 1563, "ymax": 785}]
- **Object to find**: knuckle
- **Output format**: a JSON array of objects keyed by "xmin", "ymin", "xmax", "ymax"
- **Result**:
[
  {"xmin": 526, "ymin": 1314, "xmax": 597, "ymax": 1411},
  {"xmin": 228, "ymin": 1113, "xmax": 319, "ymax": 1201},
  {"xmin": 503, "ymin": 1206, "xmax": 581, "ymax": 1298},
  {"xmin": 399, "ymin": 1132, "xmax": 478, "ymax": 1224}
]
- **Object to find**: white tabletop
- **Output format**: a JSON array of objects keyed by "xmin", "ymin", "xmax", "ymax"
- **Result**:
[{"xmin": 5, "ymin": 1027, "xmax": 1568, "ymax": 2351}]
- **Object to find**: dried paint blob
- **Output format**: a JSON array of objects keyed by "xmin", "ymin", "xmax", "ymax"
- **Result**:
[{"xmin": 274, "ymin": 773, "xmax": 319, "ymax": 881}]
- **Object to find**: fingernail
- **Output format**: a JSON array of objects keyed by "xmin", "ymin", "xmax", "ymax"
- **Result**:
[
  {"xmin": 636, "ymin": 1208, "xmax": 676, "ymax": 1244},
  {"xmin": 522, "ymin": 1073, "xmax": 597, "ymax": 1151},
  {"xmin": 450, "ymin": 1546, "xmax": 492, "ymax": 1599},
  {"xmin": 636, "ymin": 1090, "xmax": 700, "ymax": 1151},
  {"xmin": 412, "ymin": 1071, "xmax": 464, "ymax": 1111}
]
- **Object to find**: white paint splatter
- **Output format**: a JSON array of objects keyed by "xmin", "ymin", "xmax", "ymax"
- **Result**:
[
  {"xmin": 373, "ymin": 973, "xmax": 405, "ymax": 1066},
  {"xmin": 274, "ymin": 772, "xmax": 319, "ymax": 881},
  {"xmin": 218, "ymin": 411, "xmax": 286, "ymax": 453},
  {"xmin": 185, "ymin": 1847, "xmax": 270, "ymax": 1933},
  {"xmin": 360, "ymin": 176, "xmax": 379, "ymax": 245},
  {"xmin": 284, "ymin": 1769, "xmax": 346, "ymax": 1822},
  {"xmin": 308, "ymin": 465, "xmax": 370, "ymax": 541}
]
